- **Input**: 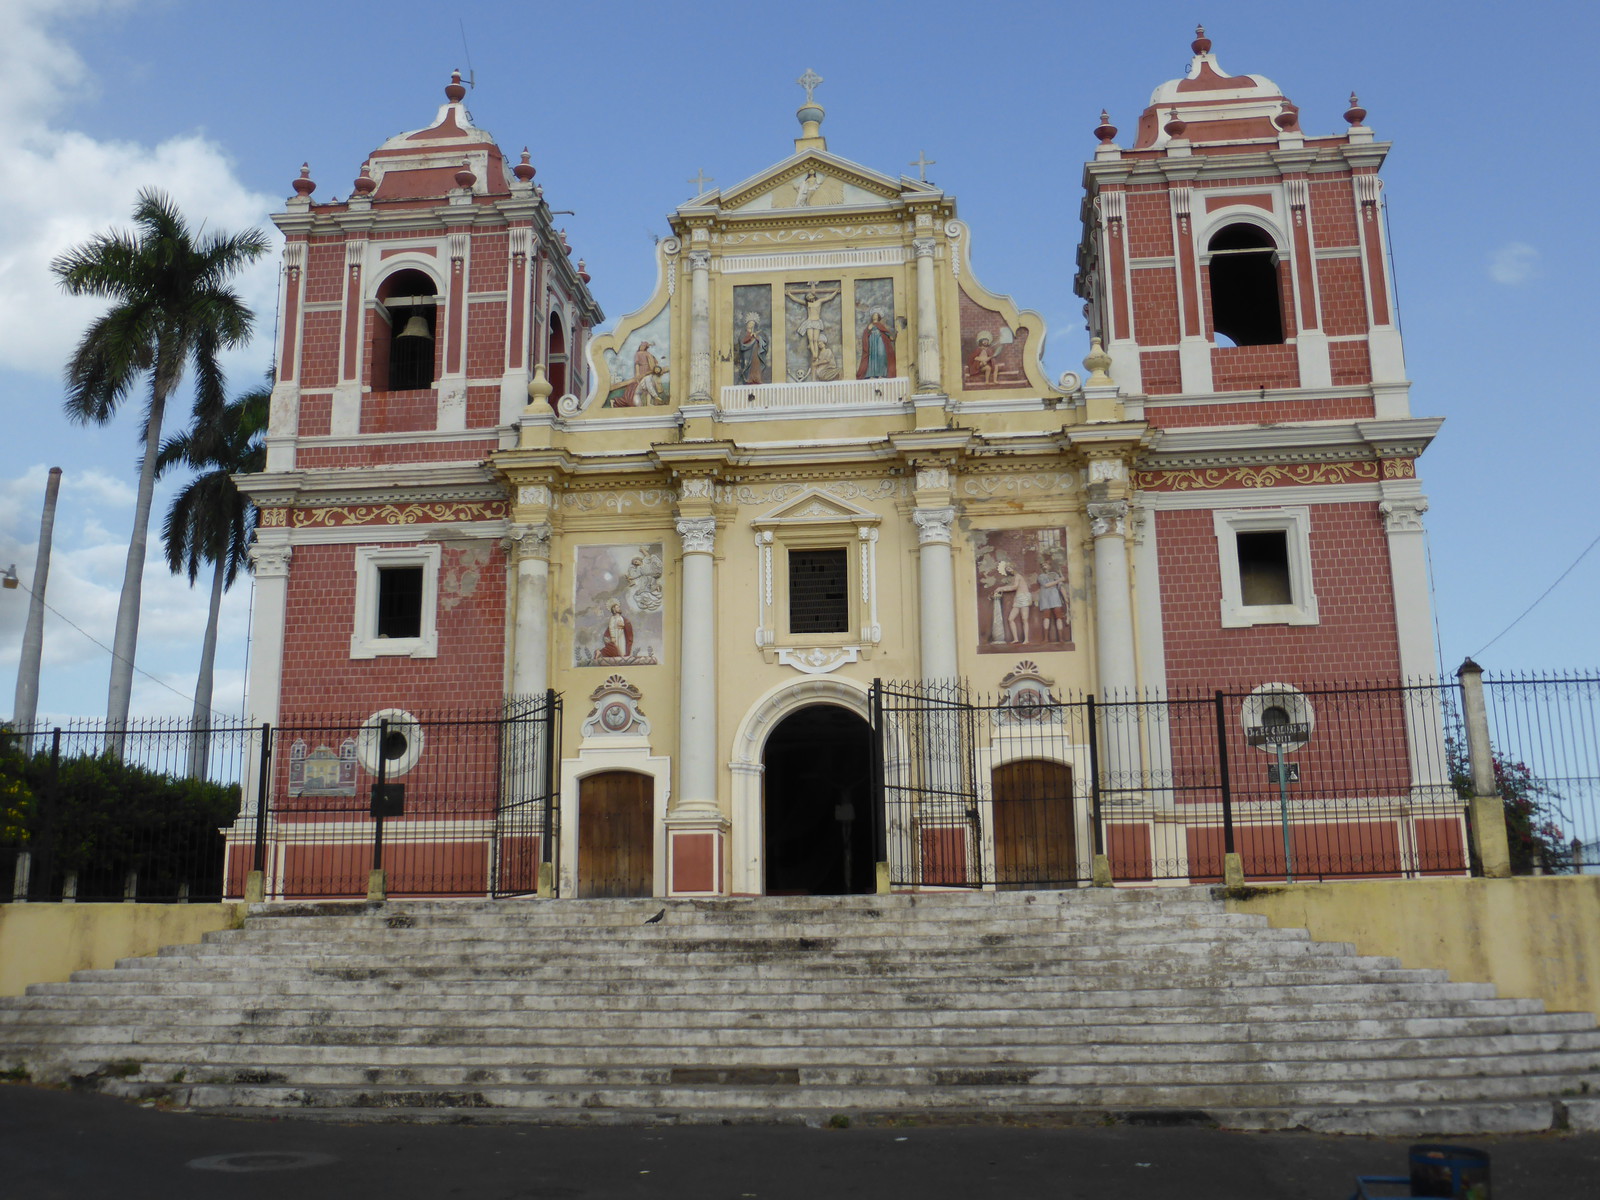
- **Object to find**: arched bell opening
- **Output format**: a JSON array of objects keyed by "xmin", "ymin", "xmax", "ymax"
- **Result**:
[
  {"xmin": 373, "ymin": 269, "xmax": 439, "ymax": 391},
  {"xmin": 1206, "ymin": 223, "xmax": 1285, "ymax": 347}
]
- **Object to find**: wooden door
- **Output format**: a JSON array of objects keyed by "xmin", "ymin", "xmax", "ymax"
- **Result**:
[
  {"xmin": 578, "ymin": 771, "xmax": 653, "ymax": 898},
  {"xmin": 991, "ymin": 759, "xmax": 1076, "ymax": 889}
]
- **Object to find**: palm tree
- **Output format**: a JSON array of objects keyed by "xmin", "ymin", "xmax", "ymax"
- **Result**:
[
  {"xmin": 157, "ymin": 387, "xmax": 267, "ymax": 778},
  {"xmin": 53, "ymin": 190, "xmax": 269, "ymax": 740}
]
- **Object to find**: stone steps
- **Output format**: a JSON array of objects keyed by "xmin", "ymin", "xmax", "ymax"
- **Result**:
[{"xmin": 1, "ymin": 886, "xmax": 1595, "ymax": 1134}]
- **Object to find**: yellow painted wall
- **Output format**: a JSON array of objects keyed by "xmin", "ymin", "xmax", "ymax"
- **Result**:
[
  {"xmin": 0, "ymin": 903, "xmax": 243, "ymax": 997},
  {"xmin": 1226, "ymin": 876, "xmax": 1600, "ymax": 1020}
]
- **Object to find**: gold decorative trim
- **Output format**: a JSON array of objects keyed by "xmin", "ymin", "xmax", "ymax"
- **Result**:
[
  {"xmin": 291, "ymin": 501, "xmax": 508, "ymax": 528},
  {"xmin": 1381, "ymin": 458, "xmax": 1416, "ymax": 479},
  {"xmin": 1135, "ymin": 461, "xmax": 1387, "ymax": 492},
  {"xmin": 258, "ymin": 508, "xmax": 288, "ymax": 527}
]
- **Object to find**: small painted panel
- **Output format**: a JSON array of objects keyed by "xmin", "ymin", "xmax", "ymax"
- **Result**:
[
  {"xmin": 603, "ymin": 303, "xmax": 671, "ymax": 408},
  {"xmin": 288, "ymin": 738, "xmax": 359, "ymax": 796},
  {"xmin": 784, "ymin": 280, "xmax": 844, "ymax": 382},
  {"xmin": 973, "ymin": 528, "xmax": 1072, "ymax": 654},
  {"xmin": 574, "ymin": 544, "xmax": 664, "ymax": 667},
  {"xmin": 731, "ymin": 285, "xmax": 772, "ymax": 385},
  {"xmin": 853, "ymin": 278, "xmax": 899, "ymax": 379},
  {"xmin": 959, "ymin": 292, "xmax": 1029, "ymax": 389}
]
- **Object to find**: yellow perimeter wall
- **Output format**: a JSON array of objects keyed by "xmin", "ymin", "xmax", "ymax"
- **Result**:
[
  {"xmin": 1227, "ymin": 876, "xmax": 1600, "ymax": 1021},
  {"xmin": 0, "ymin": 903, "xmax": 242, "ymax": 997}
]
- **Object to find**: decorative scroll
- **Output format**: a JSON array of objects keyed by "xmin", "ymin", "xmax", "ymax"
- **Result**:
[
  {"xmin": 259, "ymin": 508, "xmax": 288, "ymax": 527},
  {"xmin": 1135, "ymin": 461, "xmax": 1386, "ymax": 492},
  {"xmin": 291, "ymin": 501, "xmax": 508, "ymax": 528}
]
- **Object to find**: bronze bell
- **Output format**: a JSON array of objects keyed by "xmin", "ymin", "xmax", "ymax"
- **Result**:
[{"xmin": 396, "ymin": 314, "xmax": 433, "ymax": 340}]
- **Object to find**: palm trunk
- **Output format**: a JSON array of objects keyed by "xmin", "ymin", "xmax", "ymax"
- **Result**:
[
  {"xmin": 105, "ymin": 383, "xmax": 167, "ymax": 753},
  {"xmin": 187, "ymin": 556, "xmax": 226, "ymax": 779}
]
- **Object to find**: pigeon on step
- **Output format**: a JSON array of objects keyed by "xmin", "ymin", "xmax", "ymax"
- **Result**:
[{"xmin": 643, "ymin": 908, "xmax": 666, "ymax": 925}]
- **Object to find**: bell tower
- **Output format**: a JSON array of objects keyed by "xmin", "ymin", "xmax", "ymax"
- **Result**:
[
  {"xmin": 1076, "ymin": 29, "xmax": 1441, "ymax": 695},
  {"xmin": 1077, "ymin": 25, "xmax": 1407, "ymax": 416}
]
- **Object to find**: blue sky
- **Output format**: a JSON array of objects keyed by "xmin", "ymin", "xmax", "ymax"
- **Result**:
[{"xmin": 2, "ymin": 0, "xmax": 1597, "ymax": 722}]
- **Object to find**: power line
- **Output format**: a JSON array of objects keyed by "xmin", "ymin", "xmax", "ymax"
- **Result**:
[
  {"xmin": 1473, "ymin": 528, "xmax": 1600, "ymax": 658},
  {"xmin": 6, "ymin": 577, "xmax": 235, "ymax": 719}
]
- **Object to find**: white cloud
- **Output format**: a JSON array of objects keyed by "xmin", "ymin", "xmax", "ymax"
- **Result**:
[
  {"xmin": 1489, "ymin": 241, "xmax": 1540, "ymax": 286},
  {"xmin": 0, "ymin": 0, "xmax": 281, "ymax": 381}
]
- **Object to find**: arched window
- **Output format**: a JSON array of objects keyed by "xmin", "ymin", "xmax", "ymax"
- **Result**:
[
  {"xmin": 547, "ymin": 312, "xmax": 568, "ymax": 399},
  {"xmin": 1206, "ymin": 224, "xmax": 1284, "ymax": 347},
  {"xmin": 373, "ymin": 269, "xmax": 438, "ymax": 391}
]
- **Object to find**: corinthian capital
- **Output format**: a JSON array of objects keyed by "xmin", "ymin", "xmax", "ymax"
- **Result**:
[
  {"xmin": 507, "ymin": 522, "xmax": 552, "ymax": 562},
  {"xmin": 688, "ymin": 250, "xmax": 711, "ymax": 272},
  {"xmin": 911, "ymin": 506, "xmax": 956, "ymax": 546},
  {"xmin": 912, "ymin": 237, "xmax": 937, "ymax": 260},
  {"xmin": 676, "ymin": 516, "xmax": 717, "ymax": 554},
  {"xmin": 1378, "ymin": 498, "xmax": 1429, "ymax": 533},
  {"xmin": 1087, "ymin": 500, "xmax": 1128, "ymax": 539}
]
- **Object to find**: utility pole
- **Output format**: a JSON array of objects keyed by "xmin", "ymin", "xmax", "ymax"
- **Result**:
[{"xmin": 13, "ymin": 467, "xmax": 62, "ymax": 743}]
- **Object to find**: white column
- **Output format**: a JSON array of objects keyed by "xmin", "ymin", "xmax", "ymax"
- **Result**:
[
  {"xmin": 1380, "ymin": 495, "xmax": 1450, "ymax": 798},
  {"xmin": 674, "ymin": 516, "xmax": 718, "ymax": 810},
  {"xmin": 241, "ymin": 540, "xmax": 291, "ymax": 818},
  {"xmin": 913, "ymin": 237, "xmax": 942, "ymax": 394},
  {"xmin": 509, "ymin": 522, "xmax": 551, "ymax": 697},
  {"xmin": 912, "ymin": 506, "xmax": 958, "ymax": 681},
  {"xmin": 688, "ymin": 250, "xmax": 712, "ymax": 402},
  {"xmin": 1088, "ymin": 501, "xmax": 1137, "ymax": 695}
]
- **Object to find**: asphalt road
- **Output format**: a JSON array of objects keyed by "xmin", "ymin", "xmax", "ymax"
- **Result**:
[{"xmin": 4, "ymin": 1084, "xmax": 1599, "ymax": 1199}]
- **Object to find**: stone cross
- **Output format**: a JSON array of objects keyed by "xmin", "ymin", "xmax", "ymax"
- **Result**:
[
  {"xmin": 797, "ymin": 68, "xmax": 823, "ymax": 105},
  {"xmin": 910, "ymin": 150, "xmax": 936, "ymax": 182},
  {"xmin": 688, "ymin": 168, "xmax": 713, "ymax": 194}
]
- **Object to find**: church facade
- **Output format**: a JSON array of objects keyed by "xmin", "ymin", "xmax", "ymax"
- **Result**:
[{"xmin": 240, "ymin": 34, "xmax": 1445, "ymax": 900}]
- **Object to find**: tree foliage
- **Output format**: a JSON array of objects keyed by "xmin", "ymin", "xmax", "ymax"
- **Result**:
[{"xmin": 1448, "ymin": 737, "xmax": 1572, "ymax": 874}]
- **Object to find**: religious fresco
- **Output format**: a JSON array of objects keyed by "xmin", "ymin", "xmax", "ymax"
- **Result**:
[
  {"xmin": 972, "ymin": 528, "xmax": 1072, "ymax": 654},
  {"xmin": 731, "ymin": 284, "xmax": 772, "ymax": 385},
  {"xmin": 852, "ymin": 278, "xmax": 899, "ymax": 379},
  {"xmin": 573, "ymin": 544, "xmax": 664, "ymax": 667},
  {"xmin": 959, "ymin": 291, "xmax": 1031, "ymax": 389},
  {"xmin": 602, "ymin": 303, "xmax": 671, "ymax": 408},
  {"xmin": 784, "ymin": 280, "xmax": 844, "ymax": 382}
]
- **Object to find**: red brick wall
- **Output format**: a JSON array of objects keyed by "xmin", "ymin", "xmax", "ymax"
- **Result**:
[
  {"xmin": 1317, "ymin": 258, "xmax": 1370, "ymax": 338},
  {"xmin": 1329, "ymin": 340, "xmax": 1372, "ymax": 387},
  {"xmin": 1147, "ymin": 395, "xmax": 1374, "ymax": 428},
  {"xmin": 1130, "ymin": 268, "xmax": 1181, "ymax": 346},
  {"xmin": 295, "ymin": 438, "xmax": 497, "ymax": 469},
  {"xmin": 278, "ymin": 538, "xmax": 507, "ymax": 721},
  {"xmin": 1153, "ymin": 501, "xmax": 1402, "ymax": 690},
  {"xmin": 1210, "ymin": 343, "xmax": 1301, "ymax": 392}
]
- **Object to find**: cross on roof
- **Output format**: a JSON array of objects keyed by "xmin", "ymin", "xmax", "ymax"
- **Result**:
[
  {"xmin": 688, "ymin": 168, "xmax": 713, "ymax": 195},
  {"xmin": 910, "ymin": 150, "xmax": 936, "ymax": 182},
  {"xmin": 797, "ymin": 68, "xmax": 823, "ymax": 105}
]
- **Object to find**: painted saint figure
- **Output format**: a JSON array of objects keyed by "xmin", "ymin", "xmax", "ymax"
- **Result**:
[
  {"xmin": 968, "ymin": 333, "xmax": 1001, "ymax": 384},
  {"xmin": 810, "ymin": 332, "xmax": 840, "ymax": 381},
  {"xmin": 601, "ymin": 600, "xmax": 633, "ymax": 659},
  {"xmin": 735, "ymin": 313, "xmax": 768, "ymax": 385},
  {"xmin": 627, "ymin": 547, "xmax": 664, "ymax": 612},
  {"xmin": 617, "ymin": 341, "xmax": 662, "ymax": 407},
  {"xmin": 1036, "ymin": 563, "xmax": 1067, "ymax": 643},
  {"xmin": 856, "ymin": 308, "xmax": 897, "ymax": 379}
]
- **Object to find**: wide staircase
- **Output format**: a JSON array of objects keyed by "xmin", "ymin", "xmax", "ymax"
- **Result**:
[{"xmin": 3, "ymin": 888, "xmax": 1598, "ymax": 1133}]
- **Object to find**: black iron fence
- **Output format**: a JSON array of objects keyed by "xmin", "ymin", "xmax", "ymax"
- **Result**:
[
  {"xmin": 870, "ymin": 677, "xmax": 1467, "ymax": 887},
  {"xmin": 1, "ymin": 719, "xmax": 256, "ymax": 903},
  {"xmin": 0, "ymin": 695, "xmax": 560, "ymax": 903},
  {"xmin": 1482, "ymin": 672, "xmax": 1600, "ymax": 874},
  {"xmin": 248, "ymin": 693, "xmax": 560, "ymax": 900}
]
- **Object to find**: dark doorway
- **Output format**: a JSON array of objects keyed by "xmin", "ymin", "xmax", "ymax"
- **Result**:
[
  {"xmin": 992, "ymin": 758, "xmax": 1078, "ymax": 889},
  {"xmin": 577, "ymin": 770, "xmax": 652, "ymax": 897},
  {"xmin": 763, "ymin": 705, "xmax": 875, "ymax": 895}
]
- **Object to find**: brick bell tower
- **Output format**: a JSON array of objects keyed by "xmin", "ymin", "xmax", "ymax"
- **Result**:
[
  {"xmin": 1075, "ymin": 28, "xmax": 1441, "ymax": 694},
  {"xmin": 244, "ymin": 71, "xmax": 602, "ymax": 734}
]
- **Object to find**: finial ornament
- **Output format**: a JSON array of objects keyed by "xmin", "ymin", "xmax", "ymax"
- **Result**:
[
  {"xmin": 1083, "ymin": 337, "xmax": 1114, "ymax": 388},
  {"xmin": 527, "ymin": 364, "xmax": 553, "ymax": 407},
  {"xmin": 1344, "ymin": 92, "xmax": 1368, "ymax": 126},
  {"xmin": 797, "ymin": 68, "xmax": 823, "ymax": 105},
  {"xmin": 1094, "ymin": 110, "xmax": 1118, "ymax": 144},
  {"xmin": 292, "ymin": 163, "xmax": 315, "ymax": 197},
  {"xmin": 514, "ymin": 148, "xmax": 536, "ymax": 182},
  {"xmin": 1163, "ymin": 108, "xmax": 1187, "ymax": 138},
  {"xmin": 446, "ymin": 69, "xmax": 466, "ymax": 103},
  {"xmin": 1192, "ymin": 24, "xmax": 1212, "ymax": 54}
]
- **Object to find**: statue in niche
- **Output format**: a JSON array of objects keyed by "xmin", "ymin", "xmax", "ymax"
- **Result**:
[
  {"xmin": 786, "ymin": 281, "xmax": 841, "ymax": 381},
  {"xmin": 735, "ymin": 312, "xmax": 768, "ymax": 384}
]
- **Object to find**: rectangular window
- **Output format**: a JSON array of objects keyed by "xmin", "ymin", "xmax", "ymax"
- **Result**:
[
  {"xmin": 1236, "ymin": 531, "xmax": 1292, "ymax": 607},
  {"xmin": 1212, "ymin": 507, "xmax": 1318, "ymax": 628},
  {"xmin": 351, "ymin": 544, "xmax": 441, "ymax": 659},
  {"xmin": 788, "ymin": 548, "xmax": 850, "ymax": 634},
  {"xmin": 376, "ymin": 565, "xmax": 424, "ymax": 639}
]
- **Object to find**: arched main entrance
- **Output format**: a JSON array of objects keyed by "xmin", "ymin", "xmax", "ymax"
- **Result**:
[{"xmin": 763, "ymin": 705, "xmax": 874, "ymax": 895}]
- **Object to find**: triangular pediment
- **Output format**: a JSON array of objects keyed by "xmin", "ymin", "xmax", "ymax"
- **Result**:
[
  {"xmin": 711, "ymin": 151, "xmax": 930, "ymax": 215},
  {"xmin": 752, "ymin": 488, "xmax": 882, "ymax": 527}
]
